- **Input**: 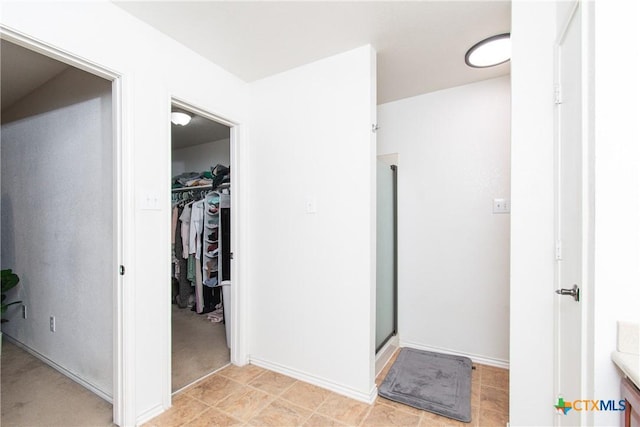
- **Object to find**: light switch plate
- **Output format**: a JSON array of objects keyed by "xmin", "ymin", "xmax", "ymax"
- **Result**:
[{"xmin": 141, "ymin": 191, "xmax": 161, "ymax": 210}]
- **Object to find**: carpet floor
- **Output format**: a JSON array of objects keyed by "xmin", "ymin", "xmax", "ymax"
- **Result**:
[
  {"xmin": 1, "ymin": 306, "xmax": 229, "ymax": 425},
  {"xmin": 171, "ymin": 304, "xmax": 230, "ymax": 392},
  {"xmin": 1, "ymin": 340, "xmax": 114, "ymax": 426}
]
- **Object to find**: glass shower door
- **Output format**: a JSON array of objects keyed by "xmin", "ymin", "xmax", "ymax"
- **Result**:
[{"xmin": 376, "ymin": 160, "xmax": 397, "ymax": 352}]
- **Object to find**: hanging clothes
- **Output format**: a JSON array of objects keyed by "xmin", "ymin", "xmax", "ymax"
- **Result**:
[
  {"xmin": 179, "ymin": 202, "xmax": 192, "ymax": 259},
  {"xmin": 174, "ymin": 204, "xmax": 190, "ymax": 309},
  {"xmin": 170, "ymin": 171, "xmax": 231, "ymax": 316},
  {"xmin": 189, "ymin": 200, "xmax": 205, "ymax": 313}
]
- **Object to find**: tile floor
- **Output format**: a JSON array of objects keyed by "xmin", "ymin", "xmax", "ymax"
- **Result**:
[{"xmin": 145, "ymin": 352, "xmax": 509, "ymax": 427}]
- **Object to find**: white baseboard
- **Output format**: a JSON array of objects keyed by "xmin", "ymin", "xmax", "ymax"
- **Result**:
[
  {"xmin": 136, "ymin": 403, "xmax": 165, "ymax": 427},
  {"xmin": 375, "ymin": 335, "xmax": 399, "ymax": 376},
  {"xmin": 399, "ymin": 340, "xmax": 510, "ymax": 369},
  {"xmin": 3, "ymin": 335, "xmax": 113, "ymax": 402},
  {"xmin": 249, "ymin": 356, "xmax": 377, "ymax": 404}
]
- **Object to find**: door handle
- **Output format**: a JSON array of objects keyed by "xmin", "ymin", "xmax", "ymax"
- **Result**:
[{"xmin": 555, "ymin": 284, "xmax": 580, "ymax": 302}]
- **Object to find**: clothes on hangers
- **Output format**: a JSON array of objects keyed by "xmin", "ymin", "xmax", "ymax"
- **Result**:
[
  {"xmin": 170, "ymin": 175, "xmax": 230, "ymax": 317},
  {"xmin": 179, "ymin": 202, "xmax": 192, "ymax": 258},
  {"xmin": 174, "ymin": 205, "xmax": 190, "ymax": 309}
]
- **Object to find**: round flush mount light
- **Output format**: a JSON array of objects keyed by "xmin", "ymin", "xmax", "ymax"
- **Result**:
[
  {"xmin": 465, "ymin": 33, "xmax": 511, "ymax": 68},
  {"xmin": 171, "ymin": 111, "xmax": 192, "ymax": 126}
]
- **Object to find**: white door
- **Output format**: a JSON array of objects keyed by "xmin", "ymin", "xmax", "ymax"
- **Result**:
[{"xmin": 554, "ymin": 2, "xmax": 589, "ymax": 425}]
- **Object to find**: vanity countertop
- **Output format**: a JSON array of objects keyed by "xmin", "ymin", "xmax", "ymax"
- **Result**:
[
  {"xmin": 612, "ymin": 351, "xmax": 639, "ymax": 390},
  {"xmin": 612, "ymin": 321, "xmax": 640, "ymax": 389}
]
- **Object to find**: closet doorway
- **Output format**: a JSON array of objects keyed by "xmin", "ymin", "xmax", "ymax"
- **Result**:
[
  {"xmin": 170, "ymin": 101, "xmax": 233, "ymax": 392},
  {"xmin": 1, "ymin": 38, "xmax": 118, "ymax": 425}
]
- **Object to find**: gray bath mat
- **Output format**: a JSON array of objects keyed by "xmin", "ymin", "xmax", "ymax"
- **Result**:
[{"xmin": 378, "ymin": 348, "xmax": 472, "ymax": 422}]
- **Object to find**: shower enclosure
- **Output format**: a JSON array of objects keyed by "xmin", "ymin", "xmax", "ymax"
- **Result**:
[{"xmin": 376, "ymin": 159, "xmax": 397, "ymax": 352}]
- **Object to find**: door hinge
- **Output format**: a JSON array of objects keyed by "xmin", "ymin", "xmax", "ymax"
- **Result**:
[
  {"xmin": 230, "ymin": 252, "xmax": 234, "ymax": 260},
  {"xmin": 555, "ymin": 241, "xmax": 562, "ymax": 260},
  {"xmin": 119, "ymin": 265, "xmax": 126, "ymax": 276},
  {"xmin": 554, "ymin": 84, "xmax": 562, "ymax": 105},
  {"xmin": 371, "ymin": 123, "xmax": 379, "ymax": 133}
]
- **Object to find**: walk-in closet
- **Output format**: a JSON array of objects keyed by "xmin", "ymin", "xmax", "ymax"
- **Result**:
[{"xmin": 170, "ymin": 105, "xmax": 232, "ymax": 392}]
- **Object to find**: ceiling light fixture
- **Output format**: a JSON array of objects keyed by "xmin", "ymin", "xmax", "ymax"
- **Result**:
[
  {"xmin": 465, "ymin": 33, "xmax": 511, "ymax": 68},
  {"xmin": 171, "ymin": 111, "xmax": 192, "ymax": 126}
]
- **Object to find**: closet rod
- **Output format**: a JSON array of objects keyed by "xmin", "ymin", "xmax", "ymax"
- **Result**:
[
  {"xmin": 171, "ymin": 182, "xmax": 231, "ymax": 193},
  {"xmin": 171, "ymin": 184, "xmax": 213, "ymax": 193}
]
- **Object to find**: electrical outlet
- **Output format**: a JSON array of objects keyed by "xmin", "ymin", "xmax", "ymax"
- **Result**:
[
  {"xmin": 22, "ymin": 304, "xmax": 27, "ymax": 319},
  {"xmin": 493, "ymin": 198, "xmax": 510, "ymax": 214},
  {"xmin": 305, "ymin": 196, "xmax": 317, "ymax": 214},
  {"xmin": 49, "ymin": 316, "xmax": 56, "ymax": 332}
]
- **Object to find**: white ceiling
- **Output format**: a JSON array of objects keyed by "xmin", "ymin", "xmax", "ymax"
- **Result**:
[
  {"xmin": 2, "ymin": 2, "xmax": 511, "ymax": 147},
  {"xmin": 114, "ymin": 1, "xmax": 511, "ymax": 104},
  {"xmin": 1, "ymin": 40, "xmax": 69, "ymax": 112}
]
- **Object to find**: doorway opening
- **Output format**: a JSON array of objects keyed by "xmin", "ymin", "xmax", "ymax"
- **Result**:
[
  {"xmin": 170, "ymin": 101, "xmax": 233, "ymax": 392},
  {"xmin": 375, "ymin": 154, "xmax": 398, "ymax": 374},
  {"xmin": 0, "ymin": 38, "xmax": 119, "ymax": 425}
]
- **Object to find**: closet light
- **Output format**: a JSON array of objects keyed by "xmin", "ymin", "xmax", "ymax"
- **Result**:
[
  {"xmin": 465, "ymin": 33, "xmax": 511, "ymax": 68},
  {"xmin": 171, "ymin": 111, "xmax": 192, "ymax": 126}
]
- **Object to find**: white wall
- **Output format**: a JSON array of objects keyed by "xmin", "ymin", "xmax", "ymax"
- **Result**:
[
  {"xmin": 377, "ymin": 76, "xmax": 511, "ymax": 366},
  {"xmin": 247, "ymin": 46, "xmax": 377, "ymax": 401},
  {"xmin": 593, "ymin": 1, "xmax": 640, "ymax": 425},
  {"xmin": 171, "ymin": 138, "xmax": 230, "ymax": 176},
  {"xmin": 510, "ymin": 2, "xmax": 556, "ymax": 425},
  {"xmin": 1, "ymin": 2, "xmax": 248, "ymax": 425},
  {"xmin": 1, "ymin": 67, "xmax": 113, "ymax": 397}
]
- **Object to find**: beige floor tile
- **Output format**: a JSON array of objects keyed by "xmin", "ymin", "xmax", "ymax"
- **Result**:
[
  {"xmin": 361, "ymin": 402, "xmax": 421, "ymax": 426},
  {"xmin": 217, "ymin": 364, "xmax": 266, "ymax": 384},
  {"xmin": 375, "ymin": 396, "xmax": 424, "ymax": 417},
  {"xmin": 186, "ymin": 407, "xmax": 244, "ymax": 427},
  {"xmin": 480, "ymin": 386, "xmax": 509, "ymax": 414},
  {"xmin": 419, "ymin": 411, "xmax": 467, "ymax": 427},
  {"xmin": 303, "ymin": 413, "xmax": 347, "ymax": 427},
  {"xmin": 478, "ymin": 408, "xmax": 509, "ymax": 427},
  {"xmin": 186, "ymin": 374, "xmax": 244, "ymax": 406},
  {"xmin": 247, "ymin": 398, "xmax": 312, "ymax": 426},
  {"xmin": 146, "ymin": 358, "xmax": 506, "ymax": 427},
  {"xmin": 376, "ymin": 368, "xmax": 391, "ymax": 387},
  {"xmin": 471, "ymin": 382, "xmax": 481, "ymax": 408},
  {"xmin": 480, "ymin": 366, "xmax": 509, "ymax": 391},
  {"xmin": 248, "ymin": 370, "xmax": 297, "ymax": 396},
  {"xmin": 316, "ymin": 393, "xmax": 370, "ymax": 425},
  {"xmin": 144, "ymin": 394, "xmax": 208, "ymax": 427},
  {"xmin": 469, "ymin": 406, "xmax": 481, "ymax": 427},
  {"xmin": 215, "ymin": 387, "xmax": 273, "ymax": 421},
  {"xmin": 471, "ymin": 365, "xmax": 480, "ymax": 384},
  {"xmin": 281, "ymin": 381, "xmax": 331, "ymax": 411}
]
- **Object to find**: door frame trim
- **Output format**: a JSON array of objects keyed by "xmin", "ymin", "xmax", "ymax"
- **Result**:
[{"xmin": 0, "ymin": 25, "xmax": 131, "ymax": 426}]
